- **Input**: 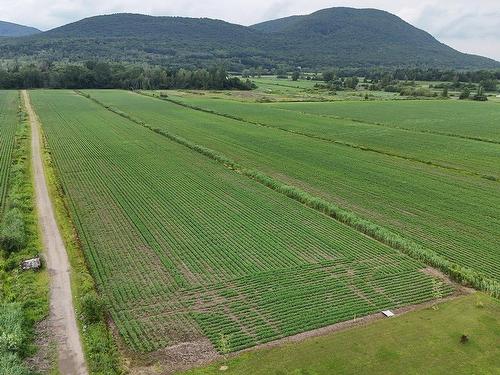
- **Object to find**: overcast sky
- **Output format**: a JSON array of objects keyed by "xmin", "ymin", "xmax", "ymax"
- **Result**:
[{"xmin": 1, "ymin": 0, "xmax": 499, "ymax": 61}]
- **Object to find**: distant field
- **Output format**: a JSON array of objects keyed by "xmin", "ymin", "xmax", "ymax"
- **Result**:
[
  {"xmin": 85, "ymin": 90, "xmax": 500, "ymax": 287},
  {"xmin": 30, "ymin": 90, "xmax": 452, "ymax": 354},
  {"xmin": 181, "ymin": 293, "xmax": 500, "ymax": 375},
  {"xmin": 249, "ymin": 76, "xmax": 399, "ymax": 100},
  {"xmin": 0, "ymin": 90, "xmax": 18, "ymax": 214},
  {"xmin": 273, "ymin": 100, "xmax": 500, "ymax": 142},
  {"xmin": 159, "ymin": 93, "xmax": 500, "ymax": 179}
]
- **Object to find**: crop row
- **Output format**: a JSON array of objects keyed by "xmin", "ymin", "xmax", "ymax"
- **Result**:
[
  {"xmin": 31, "ymin": 90, "xmax": 455, "ymax": 353},
  {"xmin": 0, "ymin": 91, "xmax": 19, "ymax": 216},
  {"xmin": 83, "ymin": 90, "xmax": 500, "ymax": 285}
]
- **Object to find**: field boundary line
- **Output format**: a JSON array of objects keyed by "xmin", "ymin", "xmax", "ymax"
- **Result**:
[
  {"xmin": 76, "ymin": 90, "xmax": 500, "ymax": 299},
  {"xmin": 23, "ymin": 90, "xmax": 89, "ymax": 375},
  {"xmin": 136, "ymin": 91, "xmax": 499, "ymax": 182}
]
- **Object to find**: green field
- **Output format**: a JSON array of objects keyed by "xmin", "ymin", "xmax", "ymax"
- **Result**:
[
  {"xmin": 181, "ymin": 293, "xmax": 500, "ymax": 375},
  {"xmin": 29, "ymin": 90, "xmax": 453, "ymax": 354},
  {"xmin": 0, "ymin": 90, "xmax": 19, "ymax": 214},
  {"xmin": 156, "ymin": 93, "xmax": 500, "ymax": 179},
  {"xmin": 272, "ymin": 100, "xmax": 500, "ymax": 142},
  {"xmin": 83, "ymin": 90, "xmax": 500, "ymax": 288}
]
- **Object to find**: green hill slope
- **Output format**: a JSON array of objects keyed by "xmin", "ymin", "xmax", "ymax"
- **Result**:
[
  {"xmin": 251, "ymin": 7, "xmax": 498, "ymax": 68},
  {"xmin": 0, "ymin": 8, "xmax": 497, "ymax": 69},
  {"xmin": 0, "ymin": 20, "xmax": 40, "ymax": 37}
]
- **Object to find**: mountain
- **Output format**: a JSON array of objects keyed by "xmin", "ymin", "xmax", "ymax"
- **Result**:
[
  {"xmin": 0, "ymin": 20, "xmax": 40, "ymax": 37},
  {"xmin": 0, "ymin": 8, "xmax": 497, "ymax": 70},
  {"xmin": 251, "ymin": 7, "xmax": 499, "ymax": 69}
]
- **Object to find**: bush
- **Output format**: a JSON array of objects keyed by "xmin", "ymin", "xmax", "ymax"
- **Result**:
[
  {"xmin": 0, "ymin": 352, "xmax": 30, "ymax": 375},
  {"xmin": 473, "ymin": 94, "xmax": 488, "ymax": 101},
  {"xmin": 0, "ymin": 304, "xmax": 27, "ymax": 355},
  {"xmin": 459, "ymin": 87, "xmax": 471, "ymax": 100},
  {"xmin": 80, "ymin": 292, "xmax": 105, "ymax": 324},
  {"xmin": 0, "ymin": 208, "xmax": 26, "ymax": 252},
  {"xmin": 399, "ymin": 87, "xmax": 435, "ymax": 97}
]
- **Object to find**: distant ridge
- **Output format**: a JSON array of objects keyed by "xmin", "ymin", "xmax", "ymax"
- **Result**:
[
  {"xmin": 0, "ymin": 8, "xmax": 497, "ymax": 69},
  {"xmin": 0, "ymin": 20, "xmax": 40, "ymax": 37}
]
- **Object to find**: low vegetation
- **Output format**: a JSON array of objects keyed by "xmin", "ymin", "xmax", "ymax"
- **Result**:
[
  {"xmin": 0, "ymin": 91, "xmax": 49, "ymax": 374},
  {"xmin": 40, "ymin": 115, "xmax": 122, "ymax": 374}
]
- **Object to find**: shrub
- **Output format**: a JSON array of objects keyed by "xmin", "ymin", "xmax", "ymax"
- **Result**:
[
  {"xmin": 0, "ymin": 208, "xmax": 26, "ymax": 252},
  {"xmin": 0, "ymin": 304, "xmax": 27, "ymax": 355},
  {"xmin": 80, "ymin": 292, "xmax": 105, "ymax": 324},
  {"xmin": 459, "ymin": 87, "xmax": 471, "ymax": 100},
  {"xmin": 0, "ymin": 352, "xmax": 30, "ymax": 375}
]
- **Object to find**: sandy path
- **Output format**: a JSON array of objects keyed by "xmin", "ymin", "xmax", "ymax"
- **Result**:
[{"xmin": 23, "ymin": 90, "xmax": 88, "ymax": 375}]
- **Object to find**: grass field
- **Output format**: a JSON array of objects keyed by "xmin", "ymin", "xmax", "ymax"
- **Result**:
[
  {"xmin": 83, "ymin": 90, "xmax": 500, "ymax": 289},
  {"xmin": 181, "ymin": 293, "xmax": 500, "ymax": 375},
  {"xmin": 0, "ymin": 90, "xmax": 19, "ymax": 214},
  {"xmin": 29, "ymin": 90, "xmax": 454, "ymax": 355}
]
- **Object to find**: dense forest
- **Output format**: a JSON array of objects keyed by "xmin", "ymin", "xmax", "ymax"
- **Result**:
[
  {"xmin": 1, "ymin": 8, "xmax": 498, "ymax": 71},
  {"xmin": 0, "ymin": 62, "xmax": 255, "ymax": 90}
]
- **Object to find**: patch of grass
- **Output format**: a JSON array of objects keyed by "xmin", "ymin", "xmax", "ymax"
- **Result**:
[{"xmin": 181, "ymin": 293, "xmax": 500, "ymax": 375}]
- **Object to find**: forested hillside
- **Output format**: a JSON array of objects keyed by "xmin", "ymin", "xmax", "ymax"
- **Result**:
[
  {"xmin": 0, "ymin": 8, "xmax": 498, "ymax": 70},
  {"xmin": 0, "ymin": 20, "xmax": 40, "ymax": 37}
]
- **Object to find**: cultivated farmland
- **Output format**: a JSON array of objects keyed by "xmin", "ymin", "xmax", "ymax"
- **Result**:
[
  {"xmin": 272, "ymin": 99, "xmax": 500, "ymax": 142},
  {"xmin": 158, "ymin": 93, "xmax": 500, "ymax": 179},
  {"xmin": 29, "ymin": 90, "xmax": 453, "ymax": 354},
  {"xmin": 84, "ymin": 90, "xmax": 500, "ymax": 289},
  {"xmin": 0, "ymin": 90, "xmax": 19, "ymax": 214}
]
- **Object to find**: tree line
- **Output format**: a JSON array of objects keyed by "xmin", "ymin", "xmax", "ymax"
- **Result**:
[{"xmin": 0, "ymin": 62, "xmax": 255, "ymax": 90}]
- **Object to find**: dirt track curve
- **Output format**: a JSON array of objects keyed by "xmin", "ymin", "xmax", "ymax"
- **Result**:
[{"xmin": 23, "ymin": 90, "xmax": 88, "ymax": 375}]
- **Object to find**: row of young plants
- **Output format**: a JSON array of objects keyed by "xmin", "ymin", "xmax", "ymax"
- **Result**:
[
  {"xmin": 193, "ymin": 262, "xmax": 453, "ymax": 352},
  {"xmin": 147, "ymin": 93, "xmax": 500, "ymax": 180},
  {"xmin": 32, "ymin": 92, "xmax": 129, "ymax": 374},
  {"xmin": 86, "ymin": 90, "xmax": 500, "ymax": 285},
  {"xmin": 29, "ymin": 90, "xmax": 454, "ymax": 355},
  {"xmin": 0, "ymin": 92, "xmax": 49, "ymax": 375},
  {"xmin": 80, "ymin": 90, "xmax": 500, "ymax": 301},
  {"xmin": 86, "ymin": 90, "xmax": 500, "ymax": 287},
  {"xmin": 47, "ymin": 90, "xmax": 453, "ymax": 353}
]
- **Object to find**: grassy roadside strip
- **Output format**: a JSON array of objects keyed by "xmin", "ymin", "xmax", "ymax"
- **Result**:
[
  {"xmin": 136, "ymin": 91, "xmax": 498, "ymax": 182},
  {"xmin": 78, "ymin": 90, "xmax": 500, "ymax": 300},
  {"xmin": 35, "ymin": 95, "xmax": 122, "ymax": 374},
  {"xmin": 0, "ymin": 92, "xmax": 51, "ymax": 374}
]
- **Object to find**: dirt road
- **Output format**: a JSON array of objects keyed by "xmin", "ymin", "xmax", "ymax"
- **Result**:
[{"xmin": 23, "ymin": 90, "xmax": 88, "ymax": 375}]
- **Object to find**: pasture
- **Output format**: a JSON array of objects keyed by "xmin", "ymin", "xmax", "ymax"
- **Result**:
[{"xmin": 29, "ymin": 90, "xmax": 454, "ymax": 355}]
